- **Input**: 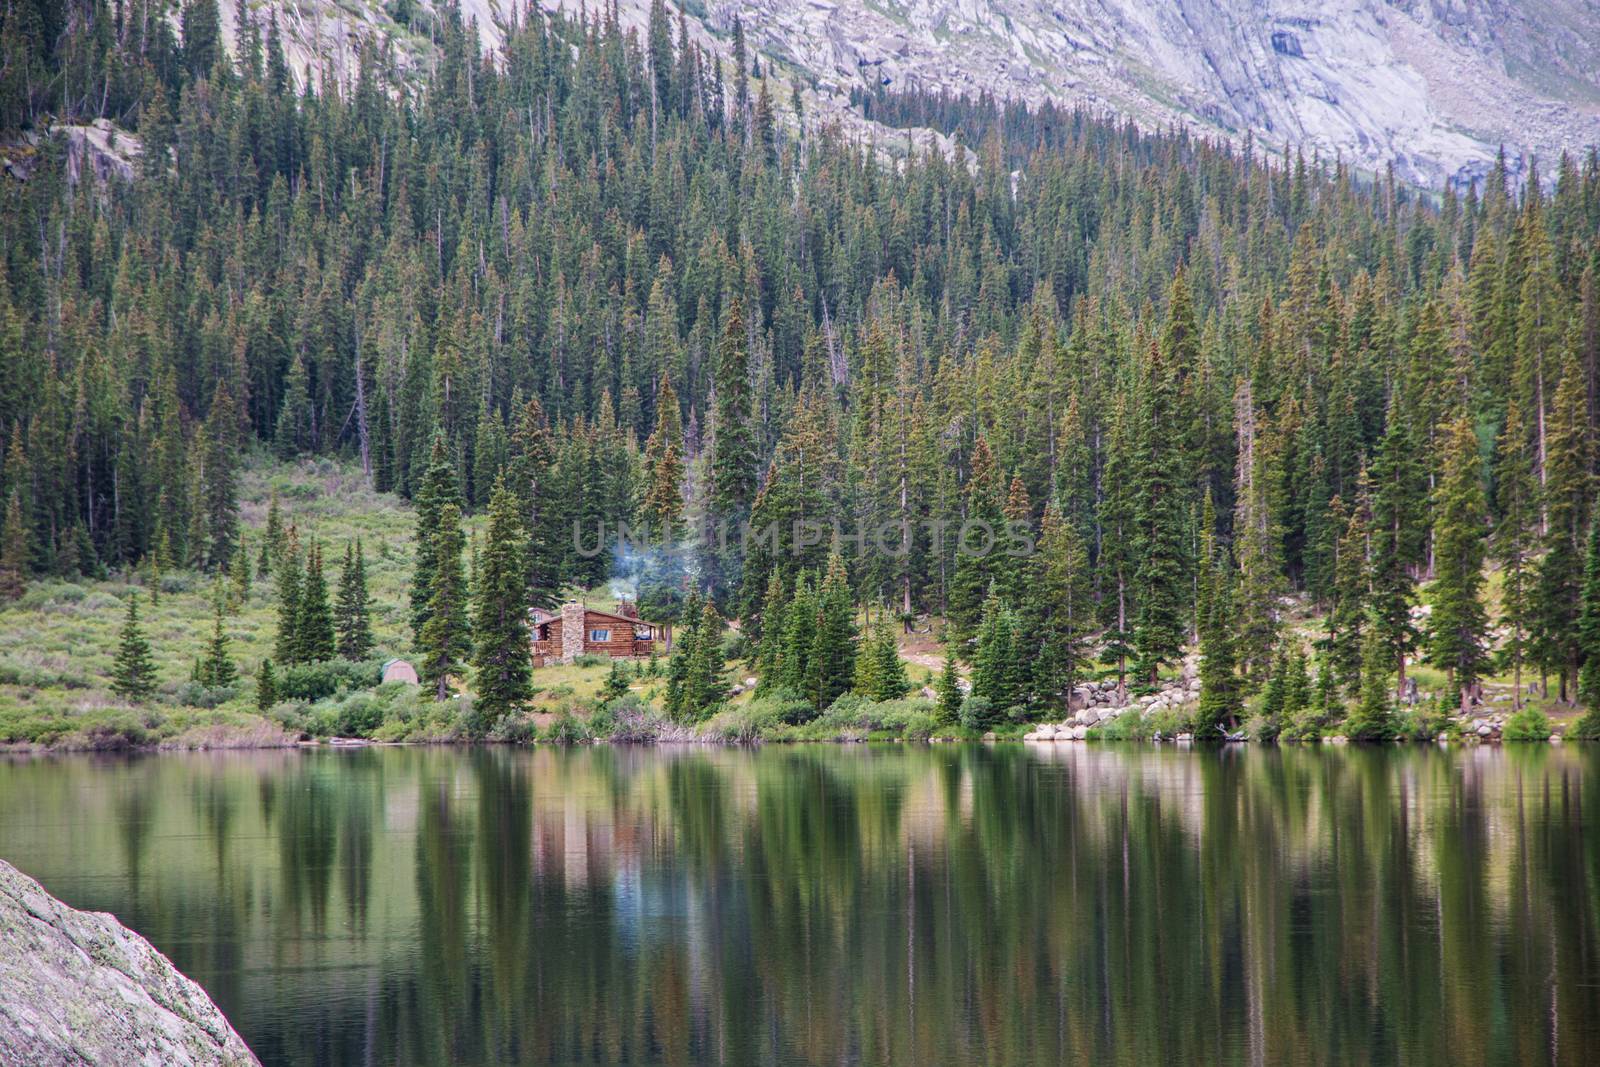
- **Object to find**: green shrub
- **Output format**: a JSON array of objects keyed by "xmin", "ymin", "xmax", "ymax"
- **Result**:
[
  {"xmin": 174, "ymin": 681, "xmax": 238, "ymax": 709},
  {"xmin": 1396, "ymin": 700, "xmax": 1457, "ymax": 742},
  {"xmin": 277, "ymin": 658, "xmax": 382, "ymax": 701},
  {"xmin": 1570, "ymin": 708, "xmax": 1600, "ymax": 740},
  {"xmin": 899, "ymin": 709, "xmax": 939, "ymax": 741},
  {"xmin": 543, "ymin": 710, "xmax": 593, "ymax": 744},
  {"xmin": 958, "ymin": 696, "xmax": 997, "ymax": 732},
  {"xmin": 1089, "ymin": 711, "xmax": 1150, "ymax": 741},
  {"xmin": 81, "ymin": 714, "xmax": 155, "ymax": 750},
  {"xmin": 488, "ymin": 711, "xmax": 538, "ymax": 744},
  {"xmin": 809, "ymin": 695, "xmax": 939, "ymax": 737},
  {"xmin": 756, "ymin": 686, "xmax": 817, "ymax": 726},
  {"xmin": 1146, "ymin": 707, "xmax": 1191, "ymax": 739},
  {"xmin": 330, "ymin": 693, "xmax": 385, "ymax": 737},
  {"xmin": 1503, "ymin": 706, "xmax": 1553, "ymax": 741},
  {"xmin": 573, "ymin": 653, "xmax": 609, "ymax": 668}
]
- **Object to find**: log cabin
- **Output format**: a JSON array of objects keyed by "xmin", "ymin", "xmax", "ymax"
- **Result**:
[{"xmin": 531, "ymin": 600, "xmax": 662, "ymax": 666}]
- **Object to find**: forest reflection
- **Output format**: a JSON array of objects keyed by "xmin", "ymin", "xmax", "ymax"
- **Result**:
[{"xmin": 1, "ymin": 743, "xmax": 1597, "ymax": 1066}]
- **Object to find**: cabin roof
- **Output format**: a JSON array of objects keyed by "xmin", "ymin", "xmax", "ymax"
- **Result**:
[
  {"xmin": 531, "ymin": 604, "xmax": 658, "ymax": 627},
  {"xmin": 578, "ymin": 606, "xmax": 657, "ymax": 626}
]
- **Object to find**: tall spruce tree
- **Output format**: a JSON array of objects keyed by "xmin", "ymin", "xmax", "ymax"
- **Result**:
[
  {"xmin": 708, "ymin": 297, "xmax": 756, "ymax": 605},
  {"xmin": 972, "ymin": 595, "xmax": 1024, "ymax": 713},
  {"xmin": 410, "ymin": 436, "xmax": 464, "ymax": 643},
  {"xmin": 1131, "ymin": 339, "xmax": 1190, "ymax": 684},
  {"xmin": 1534, "ymin": 363, "xmax": 1592, "ymax": 700},
  {"xmin": 419, "ymin": 503, "xmax": 470, "ymax": 701},
  {"xmin": 1026, "ymin": 502, "xmax": 1092, "ymax": 710},
  {"xmin": 754, "ymin": 571, "xmax": 787, "ymax": 689},
  {"xmin": 1345, "ymin": 622, "xmax": 1398, "ymax": 741},
  {"xmin": 1428, "ymin": 416, "xmax": 1490, "ymax": 713},
  {"xmin": 274, "ymin": 548, "xmax": 303, "ymax": 665},
  {"xmin": 1195, "ymin": 492, "xmax": 1239, "ymax": 738},
  {"xmin": 664, "ymin": 590, "xmax": 703, "ymax": 721},
  {"xmin": 1369, "ymin": 392, "xmax": 1424, "ymax": 700},
  {"xmin": 295, "ymin": 541, "xmax": 336, "ymax": 662},
  {"xmin": 197, "ymin": 596, "xmax": 237, "ymax": 690},
  {"xmin": 0, "ymin": 490, "xmax": 25, "ymax": 600},
  {"xmin": 1577, "ymin": 517, "xmax": 1600, "ymax": 715},
  {"xmin": 1494, "ymin": 401, "xmax": 1539, "ymax": 707},
  {"xmin": 335, "ymin": 540, "xmax": 374, "ymax": 660},
  {"xmin": 805, "ymin": 553, "xmax": 857, "ymax": 710},
  {"xmin": 112, "ymin": 594, "xmax": 158, "ymax": 703},
  {"xmin": 936, "ymin": 642, "xmax": 963, "ymax": 726},
  {"xmin": 472, "ymin": 476, "xmax": 533, "ymax": 724}
]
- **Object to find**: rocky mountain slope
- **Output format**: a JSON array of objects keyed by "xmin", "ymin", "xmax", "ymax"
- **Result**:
[{"xmin": 220, "ymin": 0, "xmax": 1600, "ymax": 186}]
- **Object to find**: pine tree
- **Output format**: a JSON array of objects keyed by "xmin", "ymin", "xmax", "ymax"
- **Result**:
[
  {"xmin": 1494, "ymin": 401, "xmax": 1538, "ymax": 707},
  {"xmin": 1195, "ymin": 494, "xmax": 1239, "ymax": 738},
  {"xmin": 197, "ymin": 597, "xmax": 237, "ymax": 690},
  {"xmin": 181, "ymin": 0, "xmax": 223, "ymax": 76},
  {"xmin": 111, "ymin": 594, "xmax": 158, "ymax": 703},
  {"xmin": 1428, "ymin": 416, "xmax": 1490, "ymax": 713},
  {"xmin": 972, "ymin": 595, "xmax": 1024, "ymax": 713},
  {"xmin": 1255, "ymin": 648, "xmax": 1289, "ymax": 741},
  {"xmin": 1099, "ymin": 394, "xmax": 1137, "ymax": 696},
  {"xmin": 871, "ymin": 623, "xmax": 910, "ymax": 701},
  {"xmin": 1369, "ymin": 392, "xmax": 1424, "ymax": 700},
  {"xmin": 273, "ymin": 353, "xmax": 313, "ymax": 459},
  {"xmin": 472, "ymin": 476, "xmax": 533, "ymax": 724},
  {"xmin": 708, "ymin": 297, "xmax": 756, "ymax": 603},
  {"xmin": 778, "ymin": 574, "xmax": 816, "ymax": 697},
  {"xmin": 202, "ymin": 382, "xmax": 241, "ymax": 569},
  {"xmin": 602, "ymin": 659, "xmax": 631, "ymax": 705},
  {"xmin": 262, "ymin": 491, "xmax": 285, "ymax": 574},
  {"xmin": 295, "ymin": 541, "xmax": 335, "ymax": 662},
  {"xmin": 1576, "ymin": 518, "xmax": 1600, "ymax": 717},
  {"xmin": 639, "ymin": 375, "xmax": 686, "ymax": 537},
  {"xmin": 229, "ymin": 536, "xmax": 252, "ymax": 607},
  {"xmin": 410, "ymin": 435, "xmax": 463, "ymax": 642},
  {"xmin": 256, "ymin": 659, "xmax": 278, "ymax": 713},
  {"xmin": 274, "ymin": 548, "xmax": 303, "ymax": 665},
  {"xmin": 419, "ymin": 503, "xmax": 470, "ymax": 701},
  {"xmin": 753, "ymin": 570, "xmax": 787, "ymax": 687},
  {"xmin": 1534, "ymin": 363, "xmax": 1591, "ymax": 700},
  {"xmin": 936, "ymin": 642, "xmax": 963, "ymax": 726},
  {"xmin": 684, "ymin": 598, "xmax": 727, "ymax": 717},
  {"xmin": 1326, "ymin": 489, "xmax": 1369, "ymax": 691},
  {"xmin": 335, "ymin": 540, "xmax": 374, "ymax": 660},
  {"xmin": 1131, "ymin": 341, "xmax": 1190, "ymax": 684},
  {"xmin": 1026, "ymin": 502, "xmax": 1092, "ymax": 710},
  {"xmin": 855, "ymin": 620, "xmax": 910, "ymax": 702},
  {"xmin": 665, "ymin": 590, "xmax": 703, "ymax": 721},
  {"xmin": 948, "ymin": 436, "xmax": 1005, "ymax": 639},
  {"xmin": 510, "ymin": 395, "xmax": 564, "ymax": 609},
  {"xmin": 0, "ymin": 490, "xmax": 26, "ymax": 600},
  {"xmin": 1345, "ymin": 623, "xmax": 1398, "ymax": 741},
  {"xmin": 805, "ymin": 552, "xmax": 858, "ymax": 710}
]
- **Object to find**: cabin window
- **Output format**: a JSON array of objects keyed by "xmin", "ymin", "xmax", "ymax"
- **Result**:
[{"xmin": 589, "ymin": 628, "xmax": 611, "ymax": 642}]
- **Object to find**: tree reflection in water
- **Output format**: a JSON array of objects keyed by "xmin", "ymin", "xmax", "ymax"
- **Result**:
[{"xmin": 1, "ymin": 743, "xmax": 1597, "ymax": 1065}]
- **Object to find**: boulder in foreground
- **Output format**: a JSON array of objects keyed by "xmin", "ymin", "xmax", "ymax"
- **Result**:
[{"xmin": 0, "ymin": 859, "xmax": 258, "ymax": 1066}]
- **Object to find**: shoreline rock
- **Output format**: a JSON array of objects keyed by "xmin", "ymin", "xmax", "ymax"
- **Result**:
[{"xmin": 0, "ymin": 859, "xmax": 258, "ymax": 1066}]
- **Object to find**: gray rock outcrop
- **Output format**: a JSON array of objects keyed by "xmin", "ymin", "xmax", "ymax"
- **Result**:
[{"xmin": 0, "ymin": 859, "xmax": 258, "ymax": 1066}]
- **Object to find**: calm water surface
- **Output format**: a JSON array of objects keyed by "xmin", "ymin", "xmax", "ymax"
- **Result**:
[{"xmin": 2, "ymin": 743, "xmax": 1598, "ymax": 1066}]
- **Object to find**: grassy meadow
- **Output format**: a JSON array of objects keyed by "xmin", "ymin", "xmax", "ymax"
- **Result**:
[{"xmin": 0, "ymin": 453, "xmax": 1585, "ymax": 750}]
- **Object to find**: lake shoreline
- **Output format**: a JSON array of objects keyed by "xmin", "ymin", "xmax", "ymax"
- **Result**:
[{"xmin": 2, "ymin": 725, "xmax": 1583, "ymax": 754}]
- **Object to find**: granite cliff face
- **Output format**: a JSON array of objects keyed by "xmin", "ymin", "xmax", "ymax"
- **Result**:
[
  {"xmin": 0, "ymin": 859, "xmax": 258, "ymax": 1066},
  {"xmin": 219, "ymin": 0, "xmax": 1600, "ymax": 185},
  {"xmin": 692, "ymin": 0, "xmax": 1600, "ymax": 185}
]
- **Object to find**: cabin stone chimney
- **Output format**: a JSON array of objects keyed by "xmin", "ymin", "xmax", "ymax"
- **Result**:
[{"xmin": 559, "ymin": 601, "xmax": 586, "ymax": 663}]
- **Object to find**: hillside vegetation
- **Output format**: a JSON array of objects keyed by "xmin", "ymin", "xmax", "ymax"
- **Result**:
[{"xmin": 0, "ymin": 3, "xmax": 1598, "ymax": 745}]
